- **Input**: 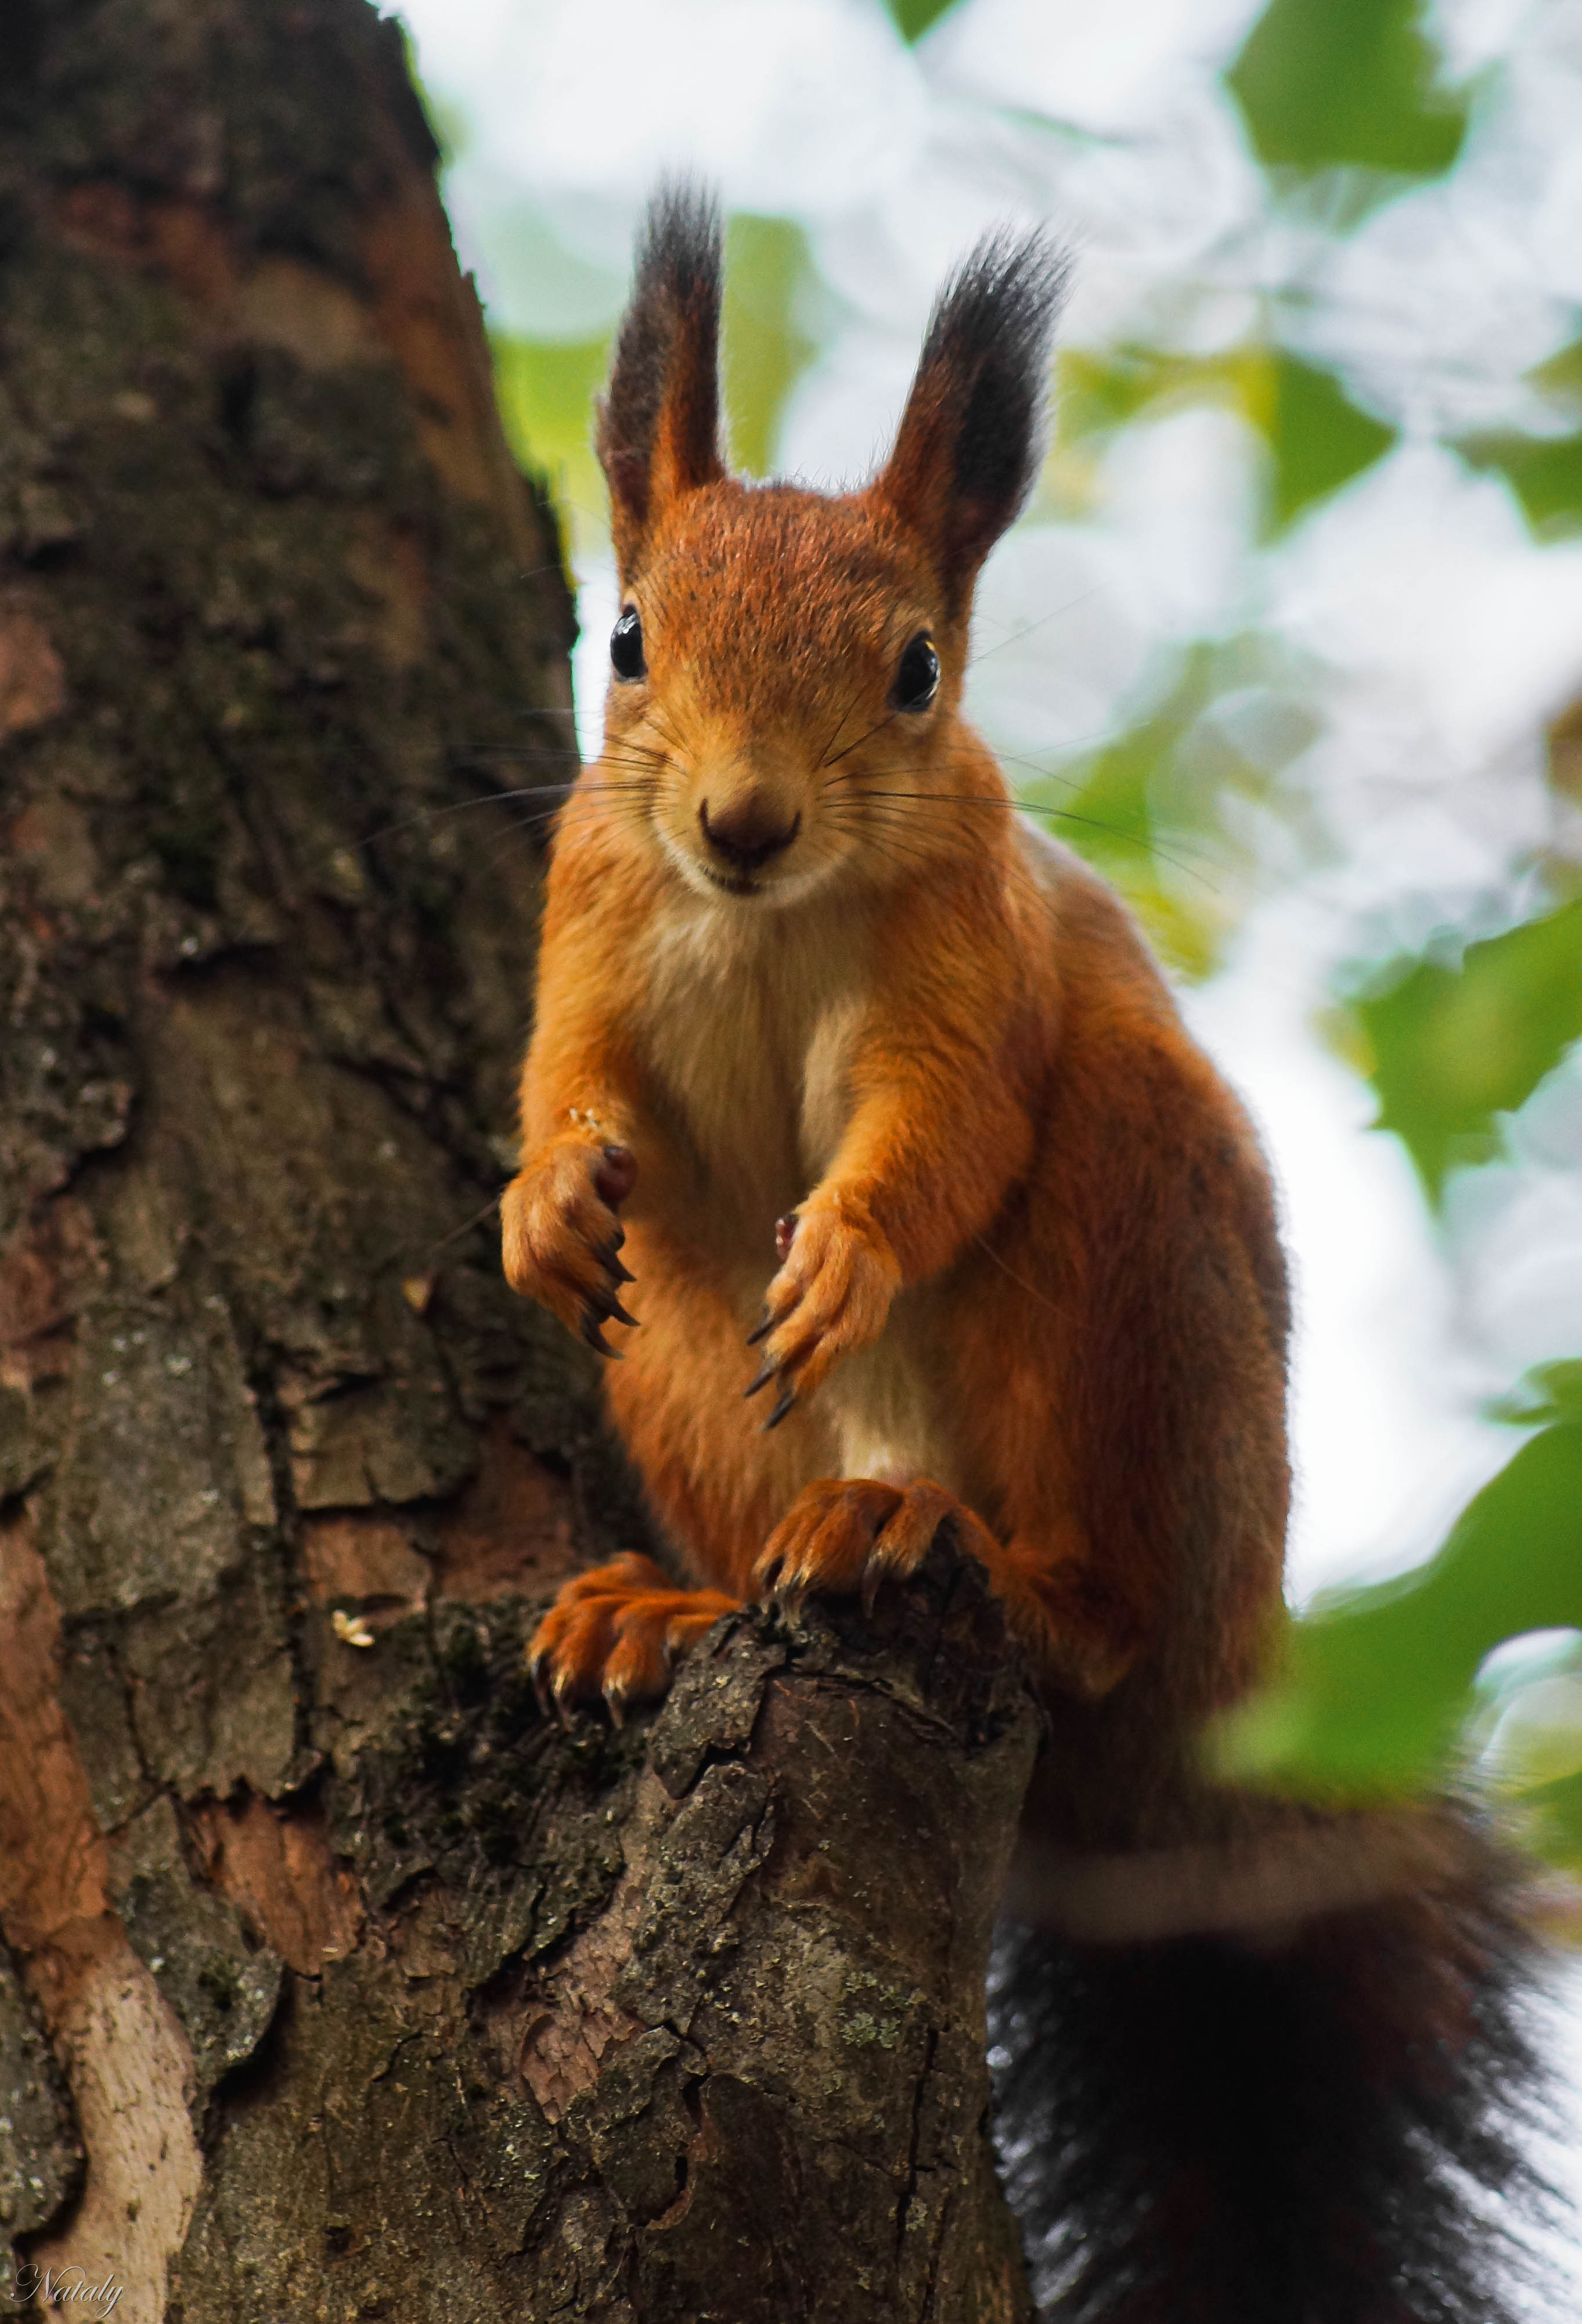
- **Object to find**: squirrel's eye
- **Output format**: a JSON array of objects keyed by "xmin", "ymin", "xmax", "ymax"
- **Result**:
[
  {"xmin": 610, "ymin": 606, "xmax": 646, "ymax": 681},
  {"xmin": 893, "ymin": 632, "xmax": 939, "ymax": 712}
]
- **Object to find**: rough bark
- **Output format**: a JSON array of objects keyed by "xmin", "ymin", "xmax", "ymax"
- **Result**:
[{"xmin": 0, "ymin": 3, "xmax": 1039, "ymax": 2318}]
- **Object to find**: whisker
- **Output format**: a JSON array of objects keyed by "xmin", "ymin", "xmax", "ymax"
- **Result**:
[
  {"xmin": 333, "ymin": 782, "xmax": 578, "ymax": 861},
  {"xmin": 815, "ymin": 678, "xmax": 880, "ymax": 771},
  {"xmin": 821, "ymin": 704, "xmax": 902, "ymax": 771},
  {"xmin": 973, "ymin": 1231, "xmax": 1064, "ymax": 1318},
  {"xmin": 867, "ymin": 785, "xmax": 1219, "ymax": 862},
  {"xmin": 967, "ymin": 585, "xmax": 1104, "ymax": 668},
  {"xmin": 820, "ymin": 787, "xmax": 1217, "ymax": 890}
]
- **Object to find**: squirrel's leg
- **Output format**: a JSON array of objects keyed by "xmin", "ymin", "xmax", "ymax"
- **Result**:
[
  {"xmin": 528, "ymin": 1239, "xmax": 834, "ymax": 1714},
  {"xmin": 502, "ymin": 1116, "xmax": 641, "ymax": 1358},
  {"xmin": 502, "ymin": 933, "xmax": 653, "ymax": 1355},
  {"xmin": 748, "ymin": 897, "xmax": 1036, "ymax": 1418},
  {"xmin": 754, "ymin": 1479, "xmax": 1137, "ymax": 1700}
]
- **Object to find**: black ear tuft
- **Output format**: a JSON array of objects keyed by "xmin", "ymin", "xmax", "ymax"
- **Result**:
[
  {"xmin": 874, "ymin": 228, "xmax": 1071, "ymax": 604},
  {"xmin": 596, "ymin": 181, "xmax": 726, "ymax": 570}
]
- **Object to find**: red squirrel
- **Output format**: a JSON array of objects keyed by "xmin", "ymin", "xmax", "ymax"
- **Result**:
[{"xmin": 503, "ymin": 188, "xmax": 1544, "ymax": 2324}]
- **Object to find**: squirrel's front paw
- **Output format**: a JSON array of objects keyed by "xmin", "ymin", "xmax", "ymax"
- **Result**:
[
  {"xmin": 743, "ymin": 1197, "xmax": 900, "ymax": 1426},
  {"xmin": 501, "ymin": 1138, "xmax": 637, "ymax": 1356}
]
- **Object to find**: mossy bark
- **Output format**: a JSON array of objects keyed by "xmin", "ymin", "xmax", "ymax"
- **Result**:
[{"xmin": 0, "ymin": 3, "xmax": 1038, "ymax": 2318}]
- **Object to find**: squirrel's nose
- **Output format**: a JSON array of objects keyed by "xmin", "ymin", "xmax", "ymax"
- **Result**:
[{"xmin": 698, "ymin": 796, "xmax": 801, "ymax": 873}]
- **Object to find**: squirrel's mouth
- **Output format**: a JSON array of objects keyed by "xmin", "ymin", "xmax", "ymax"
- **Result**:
[{"xmin": 698, "ymin": 864, "xmax": 762, "ymax": 898}]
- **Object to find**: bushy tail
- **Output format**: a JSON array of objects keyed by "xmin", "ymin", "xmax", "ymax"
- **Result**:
[{"xmin": 989, "ymin": 1841, "xmax": 1558, "ymax": 2324}]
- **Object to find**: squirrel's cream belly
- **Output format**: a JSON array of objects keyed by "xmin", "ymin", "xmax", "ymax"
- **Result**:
[
  {"xmin": 637, "ymin": 891, "xmax": 870, "ymax": 1251},
  {"xmin": 637, "ymin": 892, "xmax": 964, "ymax": 1497},
  {"xmin": 820, "ymin": 1300, "xmax": 967, "ymax": 1499}
]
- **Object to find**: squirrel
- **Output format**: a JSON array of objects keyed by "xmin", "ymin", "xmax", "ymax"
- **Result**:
[{"xmin": 502, "ymin": 186, "xmax": 1547, "ymax": 2323}]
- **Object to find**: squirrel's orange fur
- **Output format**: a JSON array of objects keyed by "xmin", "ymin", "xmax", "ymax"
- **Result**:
[
  {"xmin": 502, "ymin": 192, "xmax": 1545, "ymax": 2324},
  {"xmin": 502, "ymin": 190, "xmax": 1289, "ymax": 1776}
]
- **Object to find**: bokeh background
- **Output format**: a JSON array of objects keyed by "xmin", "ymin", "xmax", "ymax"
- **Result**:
[{"xmin": 394, "ymin": 0, "xmax": 1582, "ymax": 2265}]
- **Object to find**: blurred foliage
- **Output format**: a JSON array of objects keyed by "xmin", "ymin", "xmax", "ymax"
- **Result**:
[
  {"xmin": 1027, "ymin": 638, "xmax": 1317, "ymax": 978},
  {"xmin": 1457, "ymin": 337, "xmax": 1582, "ymax": 539},
  {"xmin": 493, "ymin": 333, "xmax": 612, "ymax": 542},
  {"xmin": 1055, "ymin": 346, "xmax": 1264, "ymax": 442},
  {"xmin": 1219, "ymin": 1387, "xmax": 1582, "ymax": 1856},
  {"xmin": 722, "ymin": 215, "xmax": 819, "ymax": 478},
  {"xmin": 884, "ymin": 0, "xmax": 960, "ymax": 42},
  {"xmin": 1047, "ymin": 344, "xmax": 1394, "ymax": 535},
  {"xmin": 1029, "ymin": 669, "xmax": 1224, "ymax": 979},
  {"xmin": 1456, "ymin": 429, "xmax": 1582, "ymax": 537},
  {"xmin": 1341, "ymin": 894, "xmax": 1582, "ymax": 1201},
  {"xmin": 1046, "ymin": 344, "xmax": 1268, "ymax": 522},
  {"xmin": 1271, "ymin": 885, "xmax": 1582, "ymax": 1851},
  {"xmin": 1227, "ymin": 0, "xmax": 1468, "ymax": 178},
  {"xmin": 1266, "ymin": 352, "xmax": 1396, "ymax": 530}
]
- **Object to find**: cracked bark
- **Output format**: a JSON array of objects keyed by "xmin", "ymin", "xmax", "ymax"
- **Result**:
[{"xmin": 0, "ymin": 3, "xmax": 1039, "ymax": 2318}]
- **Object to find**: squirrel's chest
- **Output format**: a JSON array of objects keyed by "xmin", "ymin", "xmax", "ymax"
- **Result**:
[{"xmin": 635, "ymin": 904, "xmax": 868, "ymax": 1228}]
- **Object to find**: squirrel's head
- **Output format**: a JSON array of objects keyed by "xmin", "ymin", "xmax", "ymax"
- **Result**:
[{"xmin": 590, "ymin": 183, "xmax": 1069, "ymax": 908}]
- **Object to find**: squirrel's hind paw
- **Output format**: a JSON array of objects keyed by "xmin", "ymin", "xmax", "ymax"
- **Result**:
[
  {"xmin": 528, "ymin": 1553, "xmax": 738, "ymax": 1724},
  {"xmin": 754, "ymin": 1476, "xmax": 961, "ymax": 1614}
]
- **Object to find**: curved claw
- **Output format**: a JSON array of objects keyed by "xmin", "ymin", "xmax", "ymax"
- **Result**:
[
  {"xmin": 744, "ymin": 1358, "xmax": 777, "ymax": 1400},
  {"xmin": 527, "ymin": 1560, "xmax": 743, "ymax": 1724},
  {"xmin": 741, "ymin": 1203, "xmax": 900, "ymax": 1413},
  {"xmin": 588, "ymin": 1286, "xmax": 638, "ymax": 1330},
  {"xmin": 763, "ymin": 1386, "xmax": 796, "ymax": 1432},
  {"xmin": 530, "ymin": 1649, "xmax": 553, "ymax": 1719},
  {"xmin": 580, "ymin": 1312, "xmax": 621, "ymax": 1358},
  {"xmin": 753, "ymin": 1538, "xmax": 816, "ymax": 1609},
  {"xmin": 549, "ymin": 1661, "xmax": 578, "ymax": 1729}
]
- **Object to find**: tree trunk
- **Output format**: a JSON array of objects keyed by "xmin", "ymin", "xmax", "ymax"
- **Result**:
[{"xmin": 0, "ymin": 5, "xmax": 1038, "ymax": 2318}]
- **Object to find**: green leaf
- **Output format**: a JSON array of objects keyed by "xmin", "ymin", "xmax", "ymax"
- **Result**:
[
  {"xmin": 1457, "ymin": 428, "xmax": 1582, "ymax": 536},
  {"xmin": 721, "ymin": 215, "xmax": 819, "ymax": 480},
  {"xmin": 1227, "ymin": 0, "xmax": 1468, "ymax": 179},
  {"xmin": 1343, "ymin": 895, "xmax": 1582, "ymax": 1202},
  {"xmin": 884, "ymin": 0, "xmax": 959, "ymax": 41},
  {"xmin": 1267, "ymin": 352, "xmax": 1395, "ymax": 528},
  {"xmin": 1053, "ymin": 347, "xmax": 1394, "ymax": 530},
  {"xmin": 491, "ymin": 334, "xmax": 612, "ymax": 553},
  {"xmin": 1489, "ymin": 1359, "xmax": 1582, "ymax": 1429},
  {"xmin": 1044, "ymin": 346, "xmax": 1271, "ymax": 519},
  {"xmin": 1024, "ymin": 656, "xmax": 1221, "ymax": 976},
  {"xmin": 1056, "ymin": 344, "xmax": 1273, "ymax": 441},
  {"xmin": 1020, "ymin": 641, "xmax": 1316, "ymax": 978},
  {"xmin": 1219, "ymin": 1418, "xmax": 1582, "ymax": 1797},
  {"xmin": 1454, "ymin": 335, "xmax": 1582, "ymax": 536},
  {"xmin": 1520, "ymin": 1765, "xmax": 1582, "ymax": 1872}
]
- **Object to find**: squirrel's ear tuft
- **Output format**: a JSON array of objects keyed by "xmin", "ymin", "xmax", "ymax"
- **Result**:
[
  {"xmin": 872, "ymin": 229, "xmax": 1070, "ymax": 607},
  {"xmin": 597, "ymin": 181, "xmax": 726, "ymax": 571}
]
